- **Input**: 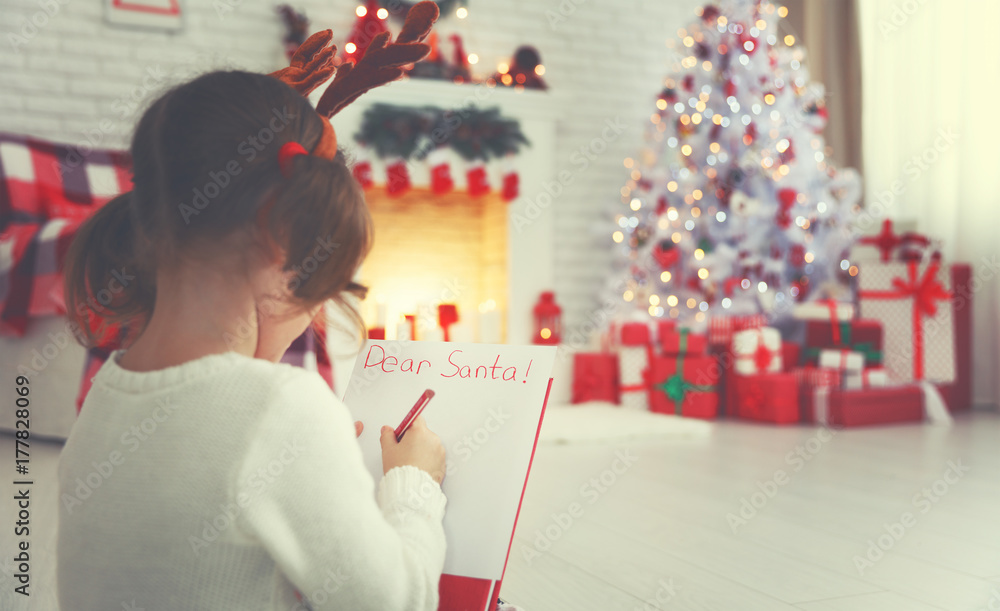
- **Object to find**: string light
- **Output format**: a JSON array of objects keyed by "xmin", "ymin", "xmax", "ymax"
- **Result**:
[
  {"xmin": 534, "ymin": 65, "xmax": 545, "ymax": 76},
  {"xmin": 778, "ymin": 6, "xmax": 789, "ymax": 17},
  {"xmin": 356, "ymin": 5, "xmax": 367, "ymax": 16},
  {"xmin": 667, "ymin": 295, "xmax": 679, "ymax": 307},
  {"xmin": 630, "ymin": 198, "xmax": 641, "ymax": 211},
  {"xmin": 660, "ymin": 271, "xmax": 672, "ymax": 282},
  {"xmin": 345, "ymin": 42, "xmax": 357, "ymax": 54},
  {"xmin": 497, "ymin": 63, "xmax": 509, "ymax": 74},
  {"xmin": 784, "ymin": 34, "xmax": 795, "ymax": 46},
  {"xmin": 467, "ymin": 53, "xmax": 478, "ymax": 64},
  {"xmin": 376, "ymin": 7, "xmax": 388, "ymax": 18},
  {"xmin": 624, "ymin": 290, "xmax": 634, "ymax": 302},
  {"xmin": 612, "ymin": 231, "xmax": 624, "ymax": 243},
  {"xmin": 649, "ymin": 295, "xmax": 660, "ymax": 306},
  {"xmin": 697, "ymin": 268, "xmax": 709, "ymax": 279},
  {"xmin": 456, "ymin": 6, "xmax": 468, "ymax": 18}
]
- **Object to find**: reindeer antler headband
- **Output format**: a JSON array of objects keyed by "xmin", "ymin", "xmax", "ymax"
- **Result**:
[{"xmin": 268, "ymin": 1, "xmax": 439, "ymax": 163}]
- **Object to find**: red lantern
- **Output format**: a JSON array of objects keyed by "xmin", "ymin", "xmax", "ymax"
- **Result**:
[
  {"xmin": 532, "ymin": 291, "xmax": 561, "ymax": 345},
  {"xmin": 438, "ymin": 304, "xmax": 459, "ymax": 341}
]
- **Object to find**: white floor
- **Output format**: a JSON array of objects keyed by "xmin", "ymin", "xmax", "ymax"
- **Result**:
[{"xmin": 3, "ymin": 413, "xmax": 999, "ymax": 611}]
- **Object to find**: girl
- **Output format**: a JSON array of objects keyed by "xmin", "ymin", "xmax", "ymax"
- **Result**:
[{"xmin": 57, "ymin": 69, "xmax": 447, "ymax": 610}]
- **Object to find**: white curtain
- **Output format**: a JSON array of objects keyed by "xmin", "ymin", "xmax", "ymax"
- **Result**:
[{"xmin": 859, "ymin": 0, "xmax": 1000, "ymax": 409}]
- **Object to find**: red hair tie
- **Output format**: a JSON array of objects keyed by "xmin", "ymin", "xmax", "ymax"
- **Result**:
[{"xmin": 278, "ymin": 141, "xmax": 309, "ymax": 177}]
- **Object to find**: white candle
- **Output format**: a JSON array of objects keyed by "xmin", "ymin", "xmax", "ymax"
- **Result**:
[
  {"xmin": 376, "ymin": 301, "xmax": 387, "ymax": 327},
  {"xmin": 423, "ymin": 326, "xmax": 445, "ymax": 342},
  {"xmin": 449, "ymin": 322, "xmax": 473, "ymax": 343},
  {"xmin": 477, "ymin": 300, "xmax": 501, "ymax": 344},
  {"xmin": 396, "ymin": 320, "xmax": 412, "ymax": 341}
]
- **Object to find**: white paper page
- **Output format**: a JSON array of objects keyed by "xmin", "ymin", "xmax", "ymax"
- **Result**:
[{"xmin": 342, "ymin": 340, "xmax": 556, "ymax": 580}]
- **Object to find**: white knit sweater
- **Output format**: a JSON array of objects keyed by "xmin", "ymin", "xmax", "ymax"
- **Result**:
[{"xmin": 57, "ymin": 350, "xmax": 447, "ymax": 611}]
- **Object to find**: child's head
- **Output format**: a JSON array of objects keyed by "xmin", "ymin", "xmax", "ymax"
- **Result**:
[{"xmin": 65, "ymin": 70, "xmax": 372, "ymax": 353}]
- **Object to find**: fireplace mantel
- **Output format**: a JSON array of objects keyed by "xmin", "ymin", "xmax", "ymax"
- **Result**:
[{"xmin": 314, "ymin": 78, "xmax": 563, "ymax": 345}]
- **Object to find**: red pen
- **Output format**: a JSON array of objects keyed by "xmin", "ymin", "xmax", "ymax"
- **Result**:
[{"xmin": 394, "ymin": 389, "xmax": 435, "ymax": 441}]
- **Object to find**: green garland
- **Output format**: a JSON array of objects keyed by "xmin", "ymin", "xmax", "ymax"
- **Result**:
[{"xmin": 354, "ymin": 103, "xmax": 529, "ymax": 162}]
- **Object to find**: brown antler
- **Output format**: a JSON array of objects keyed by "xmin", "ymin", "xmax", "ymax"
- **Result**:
[
  {"xmin": 269, "ymin": 29, "xmax": 337, "ymax": 96},
  {"xmin": 315, "ymin": 1, "xmax": 439, "ymax": 117}
]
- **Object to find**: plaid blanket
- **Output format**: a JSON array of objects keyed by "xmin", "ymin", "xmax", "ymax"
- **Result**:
[{"xmin": 0, "ymin": 132, "xmax": 334, "ymax": 409}]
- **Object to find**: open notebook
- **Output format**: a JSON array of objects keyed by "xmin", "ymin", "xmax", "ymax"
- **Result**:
[{"xmin": 342, "ymin": 340, "xmax": 556, "ymax": 610}]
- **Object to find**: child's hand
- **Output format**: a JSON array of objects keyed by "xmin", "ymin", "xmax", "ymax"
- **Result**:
[{"xmin": 379, "ymin": 416, "xmax": 446, "ymax": 484}]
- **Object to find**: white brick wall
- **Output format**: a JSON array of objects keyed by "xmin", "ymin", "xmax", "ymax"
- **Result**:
[{"xmin": 0, "ymin": 0, "xmax": 704, "ymax": 338}]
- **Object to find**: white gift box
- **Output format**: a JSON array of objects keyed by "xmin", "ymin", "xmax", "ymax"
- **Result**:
[
  {"xmin": 732, "ymin": 327, "xmax": 782, "ymax": 375},
  {"xmin": 858, "ymin": 261, "xmax": 956, "ymax": 384},
  {"xmin": 819, "ymin": 349, "xmax": 864, "ymax": 374},
  {"xmin": 791, "ymin": 301, "xmax": 855, "ymax": 321},
  {"xmin": 844, "ymin": 367, "xmax": 890, "ymax": 390}
]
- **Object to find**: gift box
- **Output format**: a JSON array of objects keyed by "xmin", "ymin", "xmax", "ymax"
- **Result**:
[
  {"xmin": 648, "ymin": 352, "xmax": 719, "ymax": 419},
  {"xmin": 618, "ymin": 322, "xmax": 652, "ymax": 411},
  {"xmin": 792, "ymin": 366, "xmax": 840, "ymax": 423},
  {"xmin": 571, "ymin": 353, "xmax": 619, "ymax": 404},
  {"xmin": 817, "ymin": 386, "xmax": 925, "ymax": 427},
  {"xmin": 792, "ymin": 300, "xmax": 854, "ymax": 321},
  {"xmin": 781, "ymin": 341, "xmax": 801, "ymax": 371},
  {"xmin": 938, "ymin": 263, "xmax": 973, "ymax": 411},
  {"xmin": 818, "ymin": 349, "xmax": 864, "ymax": 376},
  {"xmin": 732, "ymin": 327, "xmax": 782, "ymax": 375},
  {"xmin": 708, "ymin": 313, "xmax": 767, "ymax": 348},
  {"xmin": 661, "ymin": 328, "xmax": 707, "ymax": 355},
  {"xmin": 804, "ymin": 319, "xmax": 883, "ymax": 366},
  {"xmin": 731, "ymin": 372, "xmax": 800, "ymax": 424},
  {"xmin": 844, "ymin": 367, "xmax": 889, "ymax": 391},
  {"xmin": 858, "ymin": 261, "xmax": 955, "ymax": 383}
]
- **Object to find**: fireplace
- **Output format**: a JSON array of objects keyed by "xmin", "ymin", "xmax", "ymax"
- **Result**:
[
  {"xmin": 320, "ymin": 77, "xmax": 561, "ymax": 346},
  {"xmin": 359, "ymin": 187, "xmax": 507, "ymax": 342}
]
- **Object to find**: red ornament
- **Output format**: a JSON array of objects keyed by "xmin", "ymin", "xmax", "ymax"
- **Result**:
[
  {"xmin": 682, "ymin": 74, "xmax": 694, "ymax": 92},
  {"xmin": 655, "ymin": 196, "xmax": 668, "ymax": 216},
  {"xmin": 352, "ymin": 160, "xmax": 373, "ymax": 189},
  {"xmin": 501, "ymin": 170, "xmax": 519, "ymax": 201},
  {"xmin": 724, "ymin": 79, "xmax": 736, "ymax": 97},
  {"xmin": 386, "ymin": 160, "xmax": 411, "ymax": 196},
  {"xmin": 430, "ymin": 163, "xmax": 453, "ymax": 194},
  {"xmin": 739, "ymin": 27, "xmax": 757, "ymax": 55},
  {"xmin": 776, "ymin": 187, "xmax": 797, "ymax": 228},
  {"xmin": 652, "ymin": 241, "xmax": 680, "ymax": 269},
  {"xmin": 532, "ymin": 292, "xmax": 561, "ymax": 345},
  {"xmin": 789, "ymin": 244, "xmax": 806, "ymax": 267},
  {"xmin": 467, "ymin": 165, "xmax": 489, "ymax": 197}
]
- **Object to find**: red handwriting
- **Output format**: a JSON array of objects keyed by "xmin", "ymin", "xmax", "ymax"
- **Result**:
[
  {"xmin": 441, "ymin": 350, "xmax": 532, "ymax": 383},
  {"xmin": 363, "ymin": 345, "xmax": 431, "ymax": 374},
  {"xmin": 364, "ymin": 346, "xmax": 533, "ymax": 383}
]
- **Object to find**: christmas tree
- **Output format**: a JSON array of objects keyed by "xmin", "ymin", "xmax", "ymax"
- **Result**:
[{"xmin": 605, "ymin": 0, "xmax": 862, "ymax": 326}]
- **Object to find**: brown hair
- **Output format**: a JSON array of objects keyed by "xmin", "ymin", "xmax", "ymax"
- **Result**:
[{"xmin": 64, "ymin": 70, "xmax": 372, "ymax": 348}]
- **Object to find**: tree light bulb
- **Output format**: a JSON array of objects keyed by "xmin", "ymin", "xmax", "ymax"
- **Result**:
[
  {"xmin": 345, "ymin": 42, "xmax": 357, "ymax": 54},
  {"xmin": 456, "ymin": 7, "xmax": 468, "ymax": 18},
  {"xmin": 356, "ymin": 5, "xmax": 367, "ymax": 17}
]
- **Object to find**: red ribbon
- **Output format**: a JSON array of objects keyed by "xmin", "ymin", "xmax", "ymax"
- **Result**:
[
  {"xmin": 858, "ymin": 262, "xmax": 951, "ymax": 380},
  {"xmin": 736, "ymin": 329, "xmax": 775, "ymax": 373},
  {"xmin": 821, "ymin": 299, "xmax": 841, "ymax": 345}
]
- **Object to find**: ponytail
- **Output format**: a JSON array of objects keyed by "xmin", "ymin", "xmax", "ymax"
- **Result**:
[{"xmin": 64, "ymin": 193, "xmax": 156, "ymax": 348}]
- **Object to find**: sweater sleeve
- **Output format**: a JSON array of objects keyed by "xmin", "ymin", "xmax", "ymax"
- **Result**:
[{"xmin": 233, "ymin": 369, "xmax": 447, "ymax": 611}]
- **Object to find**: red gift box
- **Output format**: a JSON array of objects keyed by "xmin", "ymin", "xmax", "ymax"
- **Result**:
[
  {"xmin": 648, "ymin": 353, "xmax": 719, "ymax": 419},
  {"xmin": 732, "ymin": 372, "xmax": 800, "ymax": 424},
  {"xmin": 781, "ymin": 341, "xmax": 801, "ymax": 371},
  {"xmin": 821, "ymin": 386, "xmax": 924, "ymax": 427},
  {"xmin": 661, "ymin": 328, "xmax": 707, "ymax": 355},
  {"xmin": 938, "ymin": 263, "xmax": 972, "ymax": 411},
  {"xmin": 804, "ymin": 319, "xmax": 883, "ymax": 367},
  {"xmin": 571, "ymin": 353, "xmax": 620, "ymax": 404}
]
